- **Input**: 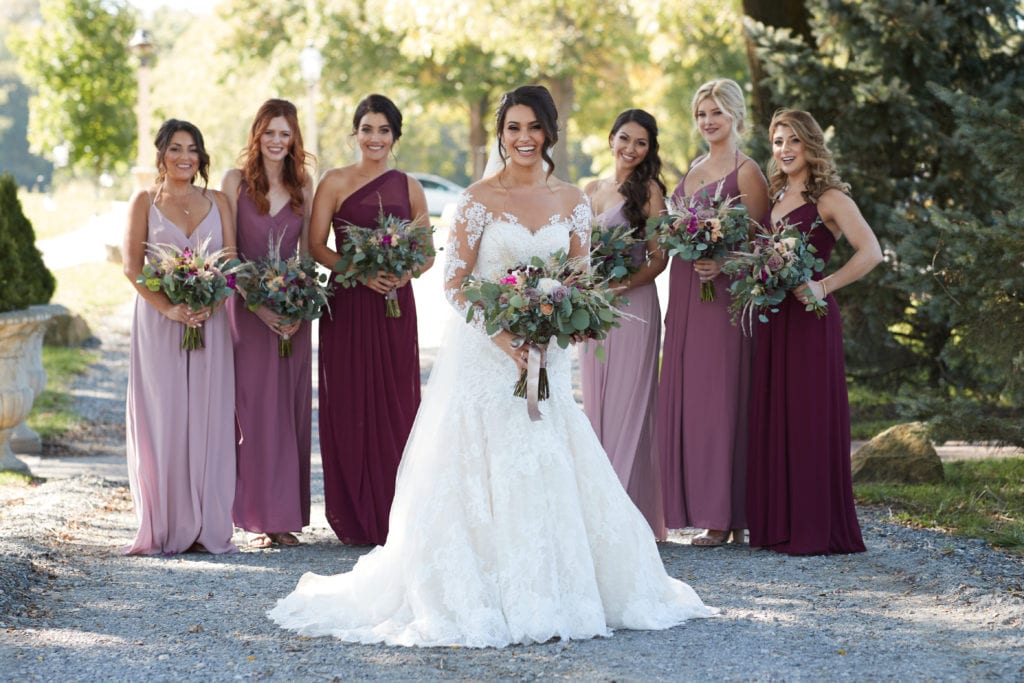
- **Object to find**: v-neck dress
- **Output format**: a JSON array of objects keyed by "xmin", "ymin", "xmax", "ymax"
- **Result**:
[
  {"xmin": 124, "ymin": 192, "xmax": 237, "ymax": 555},
  {"xmin": 227, "ymin": 182, "xmax": 311, "ymax": 536},
  {"xmin": 656, "ymin": 155, "xmax": 754, "ymax": 532}
]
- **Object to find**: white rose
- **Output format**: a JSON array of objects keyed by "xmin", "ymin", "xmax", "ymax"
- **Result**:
[
  {"xmin": 537, "ymin": 277, "xmax": 562, "ymax": 294},
  {"xmin": 780, "ymin": 236, "xmax": 800, "ymax": 252}
]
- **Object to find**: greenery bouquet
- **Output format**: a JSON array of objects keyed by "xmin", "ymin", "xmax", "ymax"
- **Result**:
[
  {"xmin": 648, "ymin": 184, "xmax": 752, "ymax": 302},
  {"xmin": 461, "ymin": 250, "xmax": 626, "ymax": 418},
  {"xmin": 723, "ymin": 218, "xmax": 827, "ymax": 333},
  {"xmin": 236, "ymin": 234, "xmax": 332, "ymax": 357},
  {"xmin": 332, "ymin": 212, "xmax": 435, "ymax": 318},
  {"xmin": 137, "ymin": 236, "xmax": 243, "ymax": 351},
  {"xmin": 589, "ymin": 223, "xmax": 648, "ymax": 282}
]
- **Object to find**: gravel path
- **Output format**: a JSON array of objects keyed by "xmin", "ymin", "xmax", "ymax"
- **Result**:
[{"xmin": 2, "ymin": 306, "xmax": 1023, "ymax": 682}]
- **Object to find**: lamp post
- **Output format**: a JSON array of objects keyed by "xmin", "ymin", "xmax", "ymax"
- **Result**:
[
  {"xmin": 129, "ymin": 28, "xmax": 156, "ymax": 189},
  {"xmin": 299, "ymin": 40, "xmax": 323, "ymax": 162}
]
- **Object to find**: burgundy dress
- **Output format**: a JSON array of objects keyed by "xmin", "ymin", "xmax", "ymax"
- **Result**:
[
  {"xmin": 656, "ymin": 156, "xmax": 754, "ymax": 532},
  {"xmin": 227, "ymin": 182, "xmax": 311, "ymax": 536},
  {"xmin": 746, "ymin": 202, "xmax": 866, "ymax": 555},
  {"xmin": 579, "ymin": 200, "xmax": 666, "ymax": 540},
  {"xmin": 319, "ymin": 169, "xmax": 421, "ymax": 545}
]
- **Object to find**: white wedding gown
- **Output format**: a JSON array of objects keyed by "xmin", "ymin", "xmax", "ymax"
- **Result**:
[{"xmin": 268, "ymin": 192, "xmax": 716, "ymax": 647}]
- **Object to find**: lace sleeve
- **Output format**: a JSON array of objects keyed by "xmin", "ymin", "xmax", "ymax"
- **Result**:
[
  {"xmin": 444, "ymin": 192, "xmax": 497, "ymax": 336},
  {"xmin": 568, "ymin": 194, "xmax": 593, "ymax": 263}
]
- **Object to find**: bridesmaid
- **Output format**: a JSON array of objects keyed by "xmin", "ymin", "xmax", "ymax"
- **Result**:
[
  {"xmin": 580, "ymin": 109, "xmax": 669, "ymax": 540},
  {"xmin": 747, "ymin": 109, "xmax": 882, "ymax": 555},
  {"xmin": 223, "ymin": 99, "xmax": 315, "ymax": 548},
  {"xmin": 310, "ymin": 94, "xmax": 432, "ymax": 546},
  {"xmin": 656, "ymin": 79, "xmax": 770, "ymax": 546},
  {"xmin": 122, "ymin": 119, "xmax": 237, "ymax": 555}
]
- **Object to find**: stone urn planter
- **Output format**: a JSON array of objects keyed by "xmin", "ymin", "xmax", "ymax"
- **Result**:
[{"xmin": 0, "ymin": 304, "xmax": 63, "ymax": 473}]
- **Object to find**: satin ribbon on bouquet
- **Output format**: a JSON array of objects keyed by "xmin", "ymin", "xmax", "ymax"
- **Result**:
[{"xmin": 525, "ymin": 344, "xmax": 548, "ymax": 422}]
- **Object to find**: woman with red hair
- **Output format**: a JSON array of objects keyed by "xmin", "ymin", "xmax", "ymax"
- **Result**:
[{"xmin": 222, "ymin": 99, "xmax": 315, "ymax": 548}]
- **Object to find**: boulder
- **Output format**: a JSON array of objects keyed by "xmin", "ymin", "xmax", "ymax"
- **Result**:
[
  {"xmin": 44, "ymin": 309, "xmax": 93, "ymax": 347},
  {"xmin": 851, "ymin": 422, "xmax": 945, "ymax": 484}
]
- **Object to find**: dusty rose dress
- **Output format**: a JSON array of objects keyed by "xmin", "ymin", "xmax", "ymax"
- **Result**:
[
  {"xmin": 125, "ymin": 193, "xmax": 237, "ymax": 555},
  {"xmin": 579, "ymin": 200, "xmax": 666, "ymax": 540},
  {"xmin": 656, "ymin": 156, "xmax": 754, "ymax": 532},
  {"xmin": 319, "ymin": 169, "xmax": 421, "ymax": 546},
  {"xmin": 747, "ymin": 202, "xmax": 866, "ymax": 555},
  {"xmin": 227, "ymin": 183, "xmax": 311, "ymax": 536}
]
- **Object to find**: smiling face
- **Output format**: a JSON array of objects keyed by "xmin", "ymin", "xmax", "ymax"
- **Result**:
[
  {"xmin": 771, "ymin": 123, "xmax": 807, "ymax": 178},
  {"xmin": 356, "ymin": 112, "xmax": 394, "ymax": 162},
  {"xmin": 260, "ymin": 116, "xmax": 294, "ymax": 163},
  {"xmin": 695, "ymin": 97, "xmax": 734, "ymax": 146},
  {"xmin": 161, "ymin": 131, "xmax": 199, "ymax": 182},
  {"xmin": 500, "ymin": 104, "xmax": 547, "ymax": 168},
  {"xmin": 610, "ymin": 121, "xmax": 650, "ymax": 175}
]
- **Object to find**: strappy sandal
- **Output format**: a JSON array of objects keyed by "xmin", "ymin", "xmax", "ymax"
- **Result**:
[
  {"xmin": 691, "ymin": 529, "xmax": 731, "ymax": 547},
  {"xmin": 269, "ymin": 532, "xmax": 300, "ymax": 547}
]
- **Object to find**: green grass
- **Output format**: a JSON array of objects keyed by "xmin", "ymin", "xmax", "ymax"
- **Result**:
[
  {"xmin": 26, "ymin": 346, "xmax": 100, "ymax": 440},
  {"xmin": 855, "ymin": 458, "xmax": 1024, "ymax": 555},
  {"xmin": 51, "ymin": 260, "xmax": 133, "ymax": 325},
  {"xmin": 0, "ymin": 470, "xmax": 35, "ymax": 486},
  {"xmin": 18, "ymin": 181, "xmax": 118, "ymax": 241}
]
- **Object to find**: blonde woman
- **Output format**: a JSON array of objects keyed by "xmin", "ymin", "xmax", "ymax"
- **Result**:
[{"xmin": 656, "ymin": 79, "xmax": 770, "ymax": 546}]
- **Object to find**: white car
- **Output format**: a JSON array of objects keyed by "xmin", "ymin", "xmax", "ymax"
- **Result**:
[{"xmin": 410, "ymin": 173, "xmax": 465, "ymax": 218}]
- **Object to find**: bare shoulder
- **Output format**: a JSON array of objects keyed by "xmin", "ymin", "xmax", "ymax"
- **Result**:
[
  {"xmin": 583, "ymin": 178, "xmax": 602, "ymax": 197},
  {"xmin": 221, "ymin": 168, "xmax": 242, "ymax": 188},
  {"xmin": 738, "ymin": 155, "xmax": 767, "ymax": 183},
  {"xmin": 816, "ymin": 187, "xmax": 857, "ymax": 215}
]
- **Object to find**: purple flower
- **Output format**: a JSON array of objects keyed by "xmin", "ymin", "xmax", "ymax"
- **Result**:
[
  {"xmin": 381, "ymin": 234, "xmax": 393, "ymax": 247},
  {"xmin": 550, "ymin": 286, "xmax": 568, "ymax": 303},
  {"xmin": 226, "ymin": 273, "xmax": 237, "ymax": 289}
]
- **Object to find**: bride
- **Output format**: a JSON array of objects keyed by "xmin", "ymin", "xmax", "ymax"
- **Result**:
[{"xmin": 268, "ymin": 85, "xmax": 716, "ymax": 647}]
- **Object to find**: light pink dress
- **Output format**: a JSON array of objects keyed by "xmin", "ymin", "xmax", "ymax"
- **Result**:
[
  {"xmin": 579, "ymin": 200, "xmax": 666, "ymax": 540},
  {"xmin": 124, "ymin": 193, "xmax": 237, "ymax": 555}
]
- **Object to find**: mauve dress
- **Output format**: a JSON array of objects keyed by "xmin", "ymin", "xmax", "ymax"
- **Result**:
[
  {"xmin": 656, "ymin": 157, "xmax": 754, "ymax": 532},
  {"xmin": 319, "ymin": 169, "xmax": 421, "ymax": 546},
  {"xmin": 579, "ymin": 200, "xmax": 666, "ymax": 540},
  {"xmin": 747, "ymin": 202, "xmax": 866, "ymax": 555},
  {"xmin": 125, "ymin": 194, "xmax": 237, "ymax": 555},
  {"xmin": 227, "ymin": 183, "xmax": 312, "ymax": 535}
]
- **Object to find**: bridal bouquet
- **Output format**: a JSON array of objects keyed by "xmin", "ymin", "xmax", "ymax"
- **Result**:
[
  {"xmin": 461, "ymin": 250, "xmax": 626, "ymax": 419},
  {"xmin": 333, "ymin": 211, "xmax": 435, "ymax": 318},
  {"xmin": 137, "ymin": 236, "xmax": 243, "ymax": 351},
  {"xmin": 722, "ymin": 218, "xmax": 827, "ymax": 333},
  {"xmin": 590, "ymin": 223, "xmax": 648, "ymax": 282},
  {"xmin": 647, "ymin": 185, "xmax": 752, "ymax": 302},
  {"xmin": 235, "ymin": 234, "xmax": 332, "ymax": 357}
]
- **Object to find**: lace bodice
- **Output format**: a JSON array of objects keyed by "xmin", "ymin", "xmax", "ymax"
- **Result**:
[{"xmin": 444, "ymin": 191, "xmax": 592, "ymax": 333}]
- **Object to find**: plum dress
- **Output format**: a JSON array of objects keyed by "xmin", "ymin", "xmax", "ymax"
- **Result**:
[
  {"xmin": 656, "ymin": 156, "xmax": 753, "ymax": 532},
  {"xmin": 746, "ymin": 202, "xmax": 866, "ymax": 555},
  {"xmin": 318, "ymin": 169, "xmax": 421, "ymax": 546},
  {"xmin": 227, "ymin": 183, "xmax": 311, "ymax": 536},
  {"xmin": 124, "ymin": 192, "xmax": 237, "ymax": 555},
  {"xmin": 268, "ymin": 192, "xmax": 715, "ymax": 647},
  {"xmin": 579, "ymin": 200, "xmax": 666, "ymax": 540}
]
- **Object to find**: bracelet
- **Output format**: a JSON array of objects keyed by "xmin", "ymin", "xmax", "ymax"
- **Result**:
[
  {"xmin": 821, "ymin": 277, "xmax": 829, "ymax": 298},
  {"xmin": 508, "ymin": 336, "xmax": 526, "ymax": 350}
]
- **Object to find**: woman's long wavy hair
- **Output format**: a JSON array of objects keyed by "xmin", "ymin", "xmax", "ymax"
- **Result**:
[
  {"xmin": 767, "ymin": 109, "xmax": 850, "ymax": 204},
  {"xmin": 240, "ymin": 99, "xmax": 311, "ymax": 216},
  {"xmin": 154, "ymin": 119, "xmax": 210, "ymax": 189},
  {"xmin": 610, "ymin": 109, "xmax": 666, "ymax": 232},
  {"xmin": 494, "ymin": 85, "xmax": 559, "ymax": 178}
]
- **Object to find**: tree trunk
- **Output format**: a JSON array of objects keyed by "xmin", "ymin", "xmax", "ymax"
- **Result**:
[
  {"xmin": 546, "ymin": 74, "xmax": 575, "ymax": 181},
  {"xmin": 469, "ymin": 94, "xmax": 490, "ymax": 181},
  {"xmin": 742, "ymin": 0, "xmax": 813, "ymax": 130}
]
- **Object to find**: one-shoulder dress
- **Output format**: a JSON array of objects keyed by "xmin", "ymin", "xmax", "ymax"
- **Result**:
[
  {"xmin": 579, "ymin": 200, "xmax": 666, "ymax": 540},
  {"xmin": 746, "ymin": 202, "xmax": 866, "ymax": 555},
  {"xmin": 227, "ymin": 182, "xmax": 311, "ymax": 537},
  {"xmin": 125, "ymin": 193, "xmax": 237, "ymax": 555},
  {"xmin": 656, "ymin": 156, "xmax": 753, "ymax": 532},
  {"xmin": 318, "ymin": 169, "xmax": 421, "ymax": 546}
]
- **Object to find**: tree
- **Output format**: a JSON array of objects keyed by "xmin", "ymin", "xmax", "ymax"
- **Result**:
[
  {"xmin": 746, "ymin": 0, "xmax": 1024, "ymax": 438},
  {"xmin": 740, "ymin": 0, "xmax": 811, "ymax": 130},
  {"xmin": 10, "ymin": 0, "xmax": 137, "ymax": 179}
]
